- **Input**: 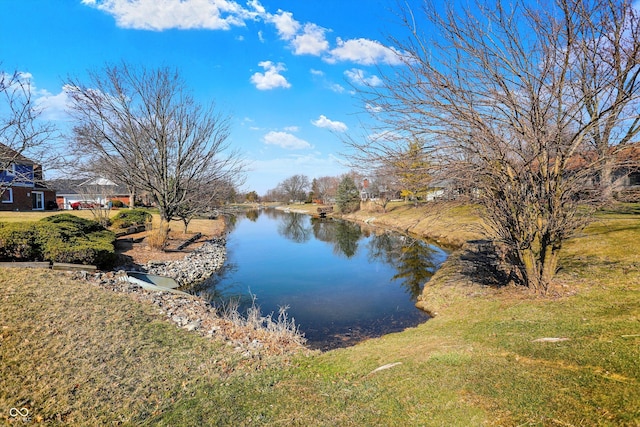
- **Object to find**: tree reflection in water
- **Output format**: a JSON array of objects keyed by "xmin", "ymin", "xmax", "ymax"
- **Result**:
[
  {"xmin": 244, "ymin": 208, "xmax": 260, "ymax": 222},
  {"xmin": 197, "ymin": 208, "xmax": 447, "ymax": 349},
  {"xmin": 277, "ymin": 212, "xmax": 312, "ymax": 243},
  {"xmin": 367, "ymin": 232, "xmax": 442, "ymax": 300}
]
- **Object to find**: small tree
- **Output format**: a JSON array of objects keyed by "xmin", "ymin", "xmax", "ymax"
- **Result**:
[
  {"xmin": 174, "ymin": 178, "xmax": 236, "ymax": 232},
  {"xmin": 335, "ymin": 175, "xmax": 360, "ymax": 213},
  {"xmin": 245, "ymin": 190, "xmax": 259, "ymax": 203},
  {"xmin": 393, "ymin": 138, "xmax": 431, "ymax": 206},
  {"xmin": 66, "ymin": 63, "xmax": 245, "ymax": 229}
]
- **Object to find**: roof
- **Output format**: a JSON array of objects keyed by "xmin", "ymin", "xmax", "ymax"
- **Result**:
[
  {"xmin": 48, "ymin": 178, "xmax": 130, "ymax": 196},
  {"xmin": 0, "ymin": 142, "xmax": 37, "ymax": 166}
]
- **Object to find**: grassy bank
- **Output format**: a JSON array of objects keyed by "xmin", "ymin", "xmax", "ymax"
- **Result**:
[{"xmin": 1, "ymin": 203, "xmax": 639, "ymax": 425}]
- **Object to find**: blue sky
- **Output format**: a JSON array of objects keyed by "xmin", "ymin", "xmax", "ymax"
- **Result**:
[{"xmin": 0, "ymin": 0, "xmax": 412, "ymax": 194}]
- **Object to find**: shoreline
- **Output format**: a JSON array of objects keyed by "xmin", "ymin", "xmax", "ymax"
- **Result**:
[{"xmin": 75, "ymin": 235, "xmax": 309, "ymax": 357}]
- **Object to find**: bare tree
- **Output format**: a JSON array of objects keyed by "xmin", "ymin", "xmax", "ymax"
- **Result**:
[
  {"xmin": 365, "ymin": 167, "xmax": 401, "ymax": 212},
  {"xmin": 174, "ymin": 178, "xmax": 236, "ymax": 232},
  {"xmin": 314, "ymin": 175, "xmax": 340, "ymax": 203},
  {"xmin": 352, "ymin": 0, "xmax": 640, "ymax": 293},
  {"xmin": 572, "ymin": 1, "xmax": 640, "ymax": 200},
  {"xmin": 65, "ymin": 63, "xmax": 245, "ymax": 226},
  {"xmin": 1, "ymin": 68, "xmax": 57, "ymax": 197},
  {"xmin": 277, "ymin": 174, "xmax": 310, "ymax": 203}
]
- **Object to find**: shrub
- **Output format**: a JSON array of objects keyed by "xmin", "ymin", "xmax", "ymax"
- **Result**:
[
  {"xmin": 0, "ymin": 214, "xmax": 116, "ymax": 267},
  {"xmin": 110, "ymin": 209, "xmax": 152, "ymax": 229},
  {"xmin": 110, "ymin": 199, "xmax": 124, "ymax": 208},
  {"xmin": 146, "ymin": 223, "xmax": 169, "ymax": 250},
  {"xmin": 0, "ymin": 222, "xmax": 40, "ymax": 261},
  {"xmin": 40, "ymin": 213, "xmax": 104, "ymax": 234},
  {"xmin": 41, "ymin": 231, "xmax": 116, "ymax": 269}
]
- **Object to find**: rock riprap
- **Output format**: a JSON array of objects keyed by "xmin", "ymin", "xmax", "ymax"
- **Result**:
[{"xmin": 143, "ymin": 237, "xmax": 226, "ymax": 287}]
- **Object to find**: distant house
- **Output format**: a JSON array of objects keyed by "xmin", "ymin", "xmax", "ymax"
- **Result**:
[
  {"xmin": 51, "ymin": 177, "xmax": 133, "ymax": 210},
  {"xmin": 565, "ymin": 143, "xmax": 640, "ymax": 201},
  {"xmin": 0, "ymin": 143, "xmax": 57, "ymax": 211}
]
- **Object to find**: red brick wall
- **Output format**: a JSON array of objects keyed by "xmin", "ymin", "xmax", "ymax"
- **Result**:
[{"xmin": 0, "ymin": 187, "xmax": 57, "ymax": 211}]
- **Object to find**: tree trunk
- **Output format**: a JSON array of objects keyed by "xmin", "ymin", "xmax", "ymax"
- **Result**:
[
  {"xmin": 600, "ymin": 158, "xmax": 614, "ymax": 202},
  {"xmin": 520, "ymin": 245, "xmax": 558, "ymax": 294}
]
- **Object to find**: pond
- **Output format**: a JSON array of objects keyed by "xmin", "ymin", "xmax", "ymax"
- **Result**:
[{"xmin": 194, "ymin": 208, "xmax": 448, "ymax": 350}]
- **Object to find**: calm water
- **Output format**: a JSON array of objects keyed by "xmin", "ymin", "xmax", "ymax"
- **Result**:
[{"xmin": 194, "ymin": 208, "xmax": 448, "ymax": 350}]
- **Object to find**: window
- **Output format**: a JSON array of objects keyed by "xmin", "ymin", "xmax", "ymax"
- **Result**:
[
  {"xmin": 1, "ymin": 188, "xmax": 13, "ymax": 203},
  {"xmin": 1, "ymin": 163, "xmax": 16, "ymax": 177},
  {"xmin": 629, "ymin": 172, "xmax": 640, "ymax": 186}
]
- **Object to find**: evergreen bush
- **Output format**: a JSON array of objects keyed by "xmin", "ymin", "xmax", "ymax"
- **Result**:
[
  {"xmin": 110, "ymin": 209, "xmax": 151, "ymax": 229},
  {"xmin": 0, "ymin": 214, "xmax": 116, "ymax": 267}
]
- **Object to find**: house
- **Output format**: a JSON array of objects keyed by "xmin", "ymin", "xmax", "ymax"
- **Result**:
[
  {"xmin": 51, "ymin": 177, "xmax": 133, "ymax": 210},
  {"xmin": 0, "ymin": 143, "xmax": 57, "ymax": 211},
  {"xmin": 565, "ymin": 143, "xmax": 640, "ymax": 201}
]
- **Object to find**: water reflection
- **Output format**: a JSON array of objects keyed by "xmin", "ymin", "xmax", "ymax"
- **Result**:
[
  {"xmin": 331, "ymin": 220, "xmax": 362, "ymax": 258},
  {"xmin": 198, "ymin": 208, "xmax": 447, "ymax": 350},
  {"xmin": 244, "ymin": 208, "xmax": 260, "ymax": 222},
  {"xmin": 277, "ymin": 212, "xmax": 312, "ymax": 243},
  {"xmin": 367, "ymin": 233, "xmax": 440, "ymax": 300}
]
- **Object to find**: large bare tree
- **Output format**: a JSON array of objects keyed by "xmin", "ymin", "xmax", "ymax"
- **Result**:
[
  {"xmin": 277, "ymin": 174, "xmax": 310, "ymax": 203},
  {"xmin": 572, "ymin": 1, "xmax": 640, "ymax": 200},
  {"xmin": 65, "ymin": 63, "xmax": 245, "ymax": 224},
  {"xmin": 352, "ymin": 0, "xmax": 640, "ymax": 293},
  {"xmin": 1, "ymin": 68, "xmax": 57, "ymax": 196}
]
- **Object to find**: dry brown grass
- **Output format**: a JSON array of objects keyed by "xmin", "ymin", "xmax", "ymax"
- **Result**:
[
  {"xmin": 0, "ymin": 269, "xmax": 266, "ymax": 425},
  {"xmin": 115, "ymin": 216, "xmax": 226, "ymax": 267}
]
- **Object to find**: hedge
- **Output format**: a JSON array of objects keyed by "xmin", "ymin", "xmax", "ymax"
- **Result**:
[
  {"xmin": 0, "ymin": 214, "xmax": 116, "ymax": 268},
  {"xmin": 110, "ymin": 209, "xmax": 152, "ymax": 230}
]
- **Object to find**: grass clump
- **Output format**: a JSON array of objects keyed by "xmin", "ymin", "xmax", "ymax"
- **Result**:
[
  {"xmin": 146, "ymin": 222, "xmax": 170, "ymax": 250},
  {"xmin": 217, "ymin": 296, "xmax": 307, "ymax": 352}
]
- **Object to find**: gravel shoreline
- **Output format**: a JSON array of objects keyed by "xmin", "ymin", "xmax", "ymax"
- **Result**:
[{"xmin": 73, "ymin": 238, "xmax": 307, "ymax": 357}]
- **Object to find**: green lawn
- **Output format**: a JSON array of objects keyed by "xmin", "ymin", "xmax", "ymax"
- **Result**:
[{"xmin": 1, "ymin": 203, "xmax": 638, "ymax": 426}]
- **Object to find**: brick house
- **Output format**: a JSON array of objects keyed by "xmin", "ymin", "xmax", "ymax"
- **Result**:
[
  {"xmin": 51, "ymin": 177, "xmax": 133, "ymax": 210},
  {"xmin": 0, "ymin": 143, "xmax": 57, "ymax": 211}
]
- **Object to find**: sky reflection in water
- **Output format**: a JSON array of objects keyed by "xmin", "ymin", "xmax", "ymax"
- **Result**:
[{"xmin": 195, "ymin": 208, "xmax": 448, "ymax": 350}]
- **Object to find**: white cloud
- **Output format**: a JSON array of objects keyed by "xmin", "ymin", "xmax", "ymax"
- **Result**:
[
  {"xmin": 329, "ymin": 83, "xmax": 345, "ymax": 93},
  {"xmin": 312, "ymin": 115, "xmax": 347, "ymax": 132},
  {"xmin": 269, "ymin": 9, "xmax": 300, "ymax": 40},
  {"xmin": 262, "ymin": 131, "xmax": 312, "ymax": 149},
  {"xmin": 35, "ymin": 88, "xmax": 72, "ymax": 121},
  {"xmin": 291, "ymin": 23, "xmax": 329, "ymax": 55},
  {"xmin": 2, "ymin": 72, "xmax": 71, "ymax": 121},
  {"xmin": 283, "ymin": 125, "xmax": 299, "ymax": 132},
  {"xmin": 246, "ymin": 0, "xmax": 265, "ymax": 15},
  {"xmin": 326, "ymin": 38, "xmax": 404, "ymax": 65},
  {"xmin": 250, "ymin": 61, "xmax": 291, "ymax": 90},
  {"xmin": 344, "ymin": 68, "xmax": 382, "ymax": 87},
  {"xmin": 266, "ymin": 10, "xmax": 329, "ymax": 56},
  {"xmin": 366, "ymin": 103, "xmax": 383, "ymax": 113},
  {"xmin": 83, "ymin": 0, "xmax": 260, "ymax": 31}
]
